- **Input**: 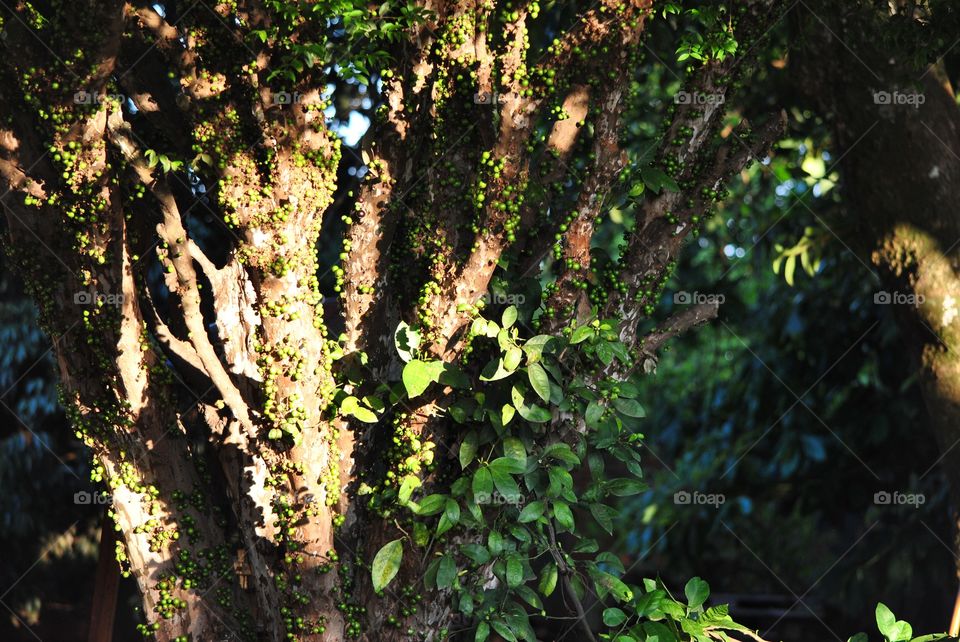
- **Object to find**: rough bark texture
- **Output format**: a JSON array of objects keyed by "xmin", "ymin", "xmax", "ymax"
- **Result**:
[
  {"xmin": 0, "ymin": 1, "xmax": 785, "ymax": 640},
  {"xmin": 796, "ymin": 0, "xmax": 960, "ymax": 564}
]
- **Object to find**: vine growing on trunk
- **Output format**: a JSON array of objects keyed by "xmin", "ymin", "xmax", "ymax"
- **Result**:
[{"xmin": 0, "ymin": 0, "xmax": 953, "ymax": 640}]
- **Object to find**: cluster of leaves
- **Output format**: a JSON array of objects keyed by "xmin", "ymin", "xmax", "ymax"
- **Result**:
[
  {"xmin": 669, "ymin": 5, "xmax": 740, "ymax": 63},
  {"xmin": 255, "ymin": 0, "xmax": 432, "ymax": 86},
  {"xmin": 358, "ymin": 303, "xmax": 770, "ymax": 641},
  {"xmin": 848, "ymin": 604, "xmax": 953, "ymax": 642}
]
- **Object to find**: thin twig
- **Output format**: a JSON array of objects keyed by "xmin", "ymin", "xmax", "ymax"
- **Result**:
[{"xmin": 547, "ymin": 522, "xmax": 598, "ymax": 642}]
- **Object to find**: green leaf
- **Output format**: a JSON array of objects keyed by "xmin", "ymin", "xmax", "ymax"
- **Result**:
[
  {"xmin": 436, "ymin": 554, "xmax": 457, "ymax": 589},
  {"xmin": 515, "ymin": 584, "xmax": 543, "ymax": 610},
  {"xmin": 472, "ymin": 467, "xmax": 493, "ymax": 499},
  {"xmin": 889, "ymin": 622, "xmax": 912, "ymax": 642},
  {"xmin": 680, "ymin": 618, "xmax": 706, "ymax": 638},
  {"xmin": 539, "ymin": 563, "xmax": 558, "ymax": 596},
  {"xmin": 606, "ymin": 478, "xmax": 647, "ymax": 497},
  {"xmin": 585, "ymin": 401, "xmax": 605, "ymax": 428},
  {"xmin": 573, "ymin": 538, "xmax": 599, "ymax": 553},
  {"xmin": 475, "ymin": 622, "xmax": 490, "ymax": 642},
  {"xmin": 501, "ymin": 403, "xmax": 516, "ymax": 425},
  {"xmin": 394, "ymin": 321, "xmax": 420, "ymax": 362},
  {"xmin": 448, "ymin": 402, "xmax": 469, "ymax": 424},
  {"xmin": 643, "ymin": 621, "xmax": 677, "ymax": 640},
  {"xmin": 490, "ymin": 457, "xmax": 527, "ymax": 474},
  {"xmin": 461, "ymin": 543, "xmax": 491, "ymax": 565},
  {"xmin": 413, "ymin": 521, "xmax": 429, "ymax": 547},
  {"xmin": 459, "ymin": 432, "xmax": 479, "ymax": 469},
  {"xmin": 543, "ymin": 443, "xmax": 581, "ymax": 467},
  {"xmin": 641, "ymin": 166, "xmax": 680, "ymax": 193},
  {"xmin": 506, "ymin": 554, "xmax": 524, "ymax": 587},
  {"xmin": 589, "ymin": 567, "xmax": 633, "ymax": 602},
  {"xmin": 612, "ymin": 397, "xmax": 646, "ymax": 418},
  {"xmin": 502, "ymin": 305, "xmax": 518, "ymax": 328},
  {"xmin": 596, "ymin": 341, "xmax": 614, "ymax": 366},
  {"xmin": 873, "ymin": 604, "xmax": 917, "ymax": 642},
  {"xmin": 570, "ymin": 325, "xmax": 594, "ymax": 344},
  {"xmin": 414, "ymin": 494, "xmax": 446, "ymax": 516},
  {"xmin": 684, "ymin": 577, "xmax": 709, "ymax": 610},
  {"xmin": 341, "ymin": 396, "xmax": 379, "ymax": 423},
  {"xmin": 439, "ymin": 363, "xmax": 471, "ymax": 388},
  {"xmin": 603, "ymin": 607, "xmax": 627, "ymax": 627},
  {"xmin": 371, "ymin": 539, "xmax": 403, "ymax": 592},
  {"xmin": 488, "ymin": 530, "xmax": 504, "ymax": 555},
  {"xmin": 480, "ymin": 357, "xmax": 513, "ymax": 381},
  {"xmin": 522, "ymin": 335, "xmax": 554, "ymax": 363},
  {"xmin": 589, "ymin": 502, "xmax": 615, "ymax": 534},
  {"xmin": 471, "ymin": 318, "xmax": 487, "ymax": 337},
  {"xmin": 490, "ymin": 619, "xmax": 518, "ymax": 642},
  {"xmin": 402, "ymin": 359, "xmax": 444, "ymax": 398},
  {"xmin": 548, "ymin": 466, "xmax": 574, "ymax": 494},
  {"xmin": 423, "ymin": 557, "xmax": 440, "ymax": 590},
  {"xmin": 437, "ymin": 499, "xmax": 460, "ymax": 536},
  {"xmin": 511, "ymin": 384, "xmax": 525, "ymax": 409},
  {"xmin": 700, "ymin": 604, "xmax": 731, "ymax": 625},
  {"xmin": 877, "ymin": 603, "xmax": 896, "ymax": 638},
  {"xmin": 491, "ymin": 467, "xmax": 520, "ymax": 501},
  {"xmin": 398, "ymin": 474, "xmax": 420, "ymax": 504},
  {"xmin": 518, "ymin": 500, "xmax": 545, "ymax": 523},
  {"xmin": 527, "ymin": 363, "xmax": 551, "ymax": 402},
  {"xmin": 459, "ymin": 593, "xmax": 475, "ymax": 616},
  {"xmin": 510, "ymin": 525, "xmax": 531, "ymax": 544},
  {"xmin": 553, "ymin": 501, "xmax": 575, "ymax": 530},
  {"xmin": 504, "ymin": 346, "xmax": 523, "ymax": 371},
  {"xmin": 503, "ymin": 437, "xmax": 526, "ymax": 463},
  {"xmin": 516, "ymin": 402, "xmax": 551, "ymax": 423}
]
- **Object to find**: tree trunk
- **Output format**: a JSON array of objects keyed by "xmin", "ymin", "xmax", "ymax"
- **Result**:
[
  {"xmin": 796, "ymin": 0, "xmax": 960, "ymax": 561},
  {"xmin": 0, "ymin": 1, "xmax": 785, "ymax": 640}
]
